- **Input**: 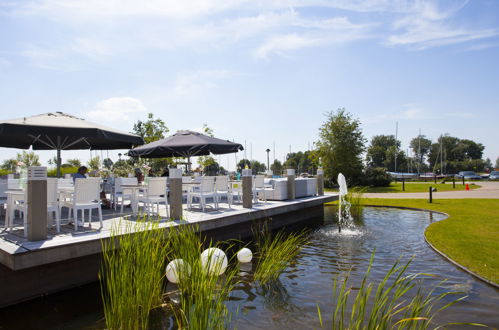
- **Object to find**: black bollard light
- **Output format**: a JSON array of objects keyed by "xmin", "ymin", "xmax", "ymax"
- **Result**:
[
  {"xmin": 429, "ymin": 186, "xmax": 433, "ymax": 203},
  {"xmin": 453, "ymin": 178, "xmax": 455, "ymax": 189},
  {"xmin": 402, "ymin": 178, "xmax": 405, "ymax": 191}
]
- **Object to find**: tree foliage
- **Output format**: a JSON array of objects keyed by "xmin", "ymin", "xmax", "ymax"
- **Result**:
[
  {"xmin": 132, "ymin": 113, "xmax": 169, "ymax": 144},
  {"xmin": 1, "ymin": 159, "xmax": 18, "ymax": 172},
  {"xmin": 409, "ymin": 134, "xmax": 432, "ymax": 172},
  {"xmin": 270, "ymin": 159, "xmax": 283, "ymax": 175},
  {"xmin": 366, "ymin": 135, "xmax": 406, "ymax": 171},
  {"xmin": 316, "ymin": 108, "xmax": 366, "ymax": 186},
  {"xmin": 428, "ymin": 135, "xmax": 485, "ymax": 173},
  {"xmin": 87, "ymin": 156, "xmax": 101, "ymax": 171},
  {"xmin": 284, "ymin": 151, "xmax": 316, "ymax": 174},
  {"xmin": 237, "ymin": 158, "xmax": 266, "ymax": 174},
  {"xmin": 16, "ymin": 151, "xmax": 41, "ymax": 167}
]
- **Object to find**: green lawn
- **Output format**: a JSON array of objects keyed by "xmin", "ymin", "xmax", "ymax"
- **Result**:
[
  {"xmin": 327, "ymin": 182, "xmax": 481, "ymax": 193},
  {"xmin": 359, "ymin": 198, "xmax": 499, "ymax": 285}
]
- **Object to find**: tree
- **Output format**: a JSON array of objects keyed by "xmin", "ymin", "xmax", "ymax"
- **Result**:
[
  {"xmin": 284, "ymin": 151, "xmax": 315, "ymax": 174},
  {"xmin": 270, "ymin": 159, "xmax": 283, "ymax": 175},
  {"xmin": 366, "ymin": 135, "xmax": 401, "ymax": 170},
  {"xmin": 237, "ymin": 158, "xmax": 266, "ymax": 174},
  {"xmin": 484, "ymin": 158, "xmax": 493, "ymax": 172},
  {"xmin": 87, "ymin": 156, "xmax": 101, "ymax": 171},
  {"xmin": 132, "ymin": 113, "xmax": 171, "ymax": 174},
  {"xmin": 65, "ymin": 159, "xmax": 82, "ymax": 168},
  {"xmin": 199, "ymin": 156, "xmax": 220, "ymax": 176},
  {"xmin": 428, "ymin": 135, "xmax": 485, "ymax": 173},
  {"xmin": 1, "ymin": 159, "xmax": 18, "ymax": 172},
  {"xmin": 316, "ymin": 108, "xmax": 366, "ymax": 186},
  {"xmin": 409, "ymin": 134, "xmax": 432, "ymax": 172},
  {"xmin": 103, "ymin": 158, "xmax": 114, "ymax": 169},
  {"xmin": 16, "ymin": 151, "xmax": 41, "ymax": 167},
  {"xmin": 496, "ymin": 157, "xmax": 499, "ymax": 169},
  {"xmin": 202, "ymin": 124, "xmax": 214, "ymax": 137}
]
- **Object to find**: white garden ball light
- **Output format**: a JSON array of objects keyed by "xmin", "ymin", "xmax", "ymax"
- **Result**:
[
  {"xmin": 200, "ymin": 248, "xmax": 228, "ymax": 276},
  {"xmin": 166, "ymin": 259, "xmax": 190, "ymax": 284},
  {"xmin": 237, "ymin": 248, "xmax": 253, "ymax": 263}
]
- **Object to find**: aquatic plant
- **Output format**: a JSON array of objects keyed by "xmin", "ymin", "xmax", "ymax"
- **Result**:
[
  {"xmin": 253, "ymin": 223, "xmax": 309, "ymax": 284},
  {"xmin": 100, "ymin": 219, "xmax": 168, "ymax": 330},
  {"xmin": 317, "ymin": 253, "xmax": 476, "ymax": 329},
  {"xmin": 166, "ymin": 224, "xmax": 240, "ymax": 329},
  {"xmin": 346, "ymin": 186, "xmax": 366, "ymax": 220}
]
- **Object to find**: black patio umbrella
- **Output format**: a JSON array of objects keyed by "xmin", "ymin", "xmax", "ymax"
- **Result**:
[
  {"xmin": 127, "ymin": 130, "xmax": 243, "ymax": 172},
  {"xmin": 0, "ymin": 112, "xmax": 144, "ymax": 177}
]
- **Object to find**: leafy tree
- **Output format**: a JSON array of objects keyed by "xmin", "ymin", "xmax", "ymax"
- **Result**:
[
  {"xmin": 316, "ymin": 108, "xmax": 366, "ymax": 186},
  {"xmin": 87, "ymin": 156, "xmax": 101, "ymax": 171},
  {"xmin": 16, "ymin": 151, "xmax": 41, "ymax": 167},
  {"xmin": 428, "ymin": 135, "xmax": 485, "ymax": 173},
  {"xmin": 1, "ymin": 159, "xmax": 18, "ymax": 172},
  {"xmin": 47, "ymin": 156, "xmax": 58, "ymax": 166},
  {"xmin": 284, "ymin": 151, "xmax": 315, "ymax": 174},
  {"xmin": 483, "ymin": 158, "xmax": 493, "ymax": 171},
  {"xmin": 270, "ymin": 159, "xmax": 283, "ymax": 175},
  {"xmin": 65, "ymin": 158, "xmax": 82, "ymax": 168},
  {"xmin": 496, "ymin": 157, "xmax": 499, "ymax": 169},
  {"xmin": 132, "ymin": 113, "xmax": 169, "ymax": 144},
  {"xmin": 200, "ymin": 156, "xmax": 220, "ymax": 176},
  {"xmin": 202, "ymin": 124, "xmax": 214, "ymax": 137},
  {"xmin": 132, "ymin": 113, "xmax": 171, "ymax": 174},
  {"xmin": 409, "ymin": 134, "xmax": 432, "ymax": 172},
  {"xmin": 237, "ymin": 158, "xmax": 266, "ymax": 174}
]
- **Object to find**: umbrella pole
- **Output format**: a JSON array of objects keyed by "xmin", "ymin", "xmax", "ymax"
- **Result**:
[
  {"xmin": 187, "ymin": 156, "xmax": 191, "ymax": 175},
  {"xmin": 56, "ymin": 148, "xmax": 62, "ymax": 178}
]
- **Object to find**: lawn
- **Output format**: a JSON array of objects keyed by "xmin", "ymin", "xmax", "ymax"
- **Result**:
[
  {"xmin": 360, "ymin": 198, "xmax": 499, "ymax": 285},
  {"xmin": 327, "ymin": 182, "xmax": 481, "ymax": 193}
]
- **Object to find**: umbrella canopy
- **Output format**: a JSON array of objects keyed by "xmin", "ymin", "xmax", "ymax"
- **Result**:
[
  {"xmin": 128, "ymin": 130, "xmax": 243, "ymax": 158},
  {"xmin": 0, "ymin": 112, "xmax": 144, "ymax": 176},
  {"xmin": 128, "ymin": 130, "xmax": 243, "ymax": 173}
]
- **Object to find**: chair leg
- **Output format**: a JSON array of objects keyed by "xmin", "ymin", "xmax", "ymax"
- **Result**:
[
  {"xmin": 98, "ymin": 205, "xmax": 103, "ymax": 228},
  {"xmin": 88, "ymin": 208, "xmax": 92, "ymax": 229},
  {"xmin": 74, "ymin": 208, "xmax": 78, "ymax": 231},
  {"xmin": 23, "ymin": 209, "xmax": 27, "ymax": 237},
  {"xmin": 56, "ymin": 208, "xmax": 61, "ymax": 233}
]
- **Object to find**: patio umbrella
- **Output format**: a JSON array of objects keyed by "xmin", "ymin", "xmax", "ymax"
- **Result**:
[
  {"xmin": 0, "ymin": 112, "xmax": 144, "ymax": 177},
  {"xmin": 127, "ymin": 130, "xmax": 243, "ymax": 172}
]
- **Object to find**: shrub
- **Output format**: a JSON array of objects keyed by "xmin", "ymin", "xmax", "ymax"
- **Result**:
[
  {"xmin": 362, "ymin": 167, "xmax": 392, "ymax": 187},
  {"xmin": 47, "ymin": 166, "xmax": 78, "ymax": 177}
]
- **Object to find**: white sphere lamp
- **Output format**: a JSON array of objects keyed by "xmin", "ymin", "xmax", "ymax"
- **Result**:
[
  {"xmin": 200, "ymin": 248, "xmax": 228, "ymax": 276},
  {"xmin": 237, "ymin": 248, "xmax": 253, "ymax": 263}
]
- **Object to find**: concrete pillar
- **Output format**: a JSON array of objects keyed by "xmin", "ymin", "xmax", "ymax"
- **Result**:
[
  {"xmin": 169, "ymin": 168, "xmax": 183, "ymax": 220},
  {"xmin": 242, "ymin": 169, "xmax": 252, "ymax": 208},
  {"xmin": 317, "ymin": 169, "xmax": 324, "ymax": 196},
  {"xmin": 287, "ymin": 169, "xmax": 295, "ymax": 200},
  {"xmin": 27, "ymin": 167, "xmax": 47, "ymax": 241}
]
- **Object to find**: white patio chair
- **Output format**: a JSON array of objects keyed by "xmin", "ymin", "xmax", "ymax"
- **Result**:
[
  {"xmin": 230, "ymin": 181, "xmax": 243, "ymax": 204},
  {"xmin": 138, "ymin": 177, "xmax": 168, "ymax": 218},
  {"xmin": 253, "ymin": 175, "xmax": 267, "ymax": 203},
  {"xmin": 7, "ymin": 179, "xmax": 19, "ymax": 190},
  {"xmin": 215, "ymin": 176, "xmax": 231, "ymax": 208},
  {"xmin": 187, "ymin": 176, "xmax": 218, "ymax": 212},
  {"xmin": 113, "ymin": 177, "xmax": 137, "ymax": 213},
  {"xmin": 11, "ymin": 178, "xmax": 61, "ymax": 236},
  {"xmin": 0, "ymin": 179, "xmax": 7, "ymax": 217},
  {"xmin": 62, "ymin": 178, "xmax": 102, "ymax": 230}
]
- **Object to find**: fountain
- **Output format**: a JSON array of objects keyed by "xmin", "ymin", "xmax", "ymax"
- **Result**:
[{"xmin": 337, "ymin": 173, "xmax": 353, "ymax": 232}]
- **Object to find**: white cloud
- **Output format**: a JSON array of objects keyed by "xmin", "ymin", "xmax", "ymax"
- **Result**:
[
  {"xmin": 85, "ymin": 97, "xmax": 147, "ymax": 122},
  {"xmin": 387, "ymin": 0, "xmax": 498, "ymax": 50},
  {"xmin": 170, "ymin": 70, "xmax": 237, "ymax": 97}
]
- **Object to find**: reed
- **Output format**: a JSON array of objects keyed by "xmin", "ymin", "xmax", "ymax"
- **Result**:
[
  {"xmin": 253, "ymin": 223, "xmax": 309, "ymax": 284},
  {"xmin": 100, "ymin": 218, "xmax": 168, "ymax": 330},
  {"xmin": 166, "ymin": 225, "xmax": 239, "ymax": 330},
  {"xmin": 317, "ymin": 253, "xmax": 471, "ymax": 329},
  {"xmin": 346, "ymin": 186, "xmax": 366, "ymax": 220}
]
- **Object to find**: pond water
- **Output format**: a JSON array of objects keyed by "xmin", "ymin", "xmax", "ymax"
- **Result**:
[{"xmin": 0, "ymin": 206, "xmax": 498, "ymax": 329}]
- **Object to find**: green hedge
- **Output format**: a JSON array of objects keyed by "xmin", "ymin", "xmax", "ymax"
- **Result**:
[{"xmin": 47, "ymin": 167, "xmax": 78, "ymax": 177}]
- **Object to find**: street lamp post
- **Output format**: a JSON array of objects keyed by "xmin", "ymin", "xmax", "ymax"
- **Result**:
[{"xmin": 266, "ymin": 148, "xmax": 270, "ymax": 172}]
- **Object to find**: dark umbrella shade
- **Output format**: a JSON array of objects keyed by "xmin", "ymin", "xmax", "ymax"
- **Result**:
[
  {"xmin": 128, "ymin": 130, "xmax": 243, "ymax": 159},
  {"xmin": 0, "ymin": 112, "xmax": 143, "ymax": 150}
]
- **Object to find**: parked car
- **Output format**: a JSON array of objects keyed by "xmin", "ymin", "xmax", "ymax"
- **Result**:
[
  {"xmin": 454, "ymin": 171, "xmax": 482, "ymax": 180},
  {"xmin": 489, "ymin": 171, "xmax": 499, "ymax": 180}
]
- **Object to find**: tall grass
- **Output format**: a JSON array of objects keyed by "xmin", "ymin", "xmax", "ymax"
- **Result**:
[
  {"xmin": 100, "ymin": 219, "xmax": 168, "ymax": 330},
  {"xmin": 317, "ymin": 253, "xmax": 471, "ymax": 329},
  {"xmin": 253, "ymin": 223, "xmax": 309, "ymax": 284},
  {"xmin": 166, "ymin": 225, "xmax": 240, "ymax": 329},
  {"xmin": 346, "ymin": 186, "xmax": 366, "ymax": 220}
]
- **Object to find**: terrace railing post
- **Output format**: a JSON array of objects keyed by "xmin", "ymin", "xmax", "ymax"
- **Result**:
[
  {"xmin": 242, "ymin": 169, "xmax": 252, "ymax": 208},
  {"xmin": 287, "ymin": 169, "xmax": 295, "ymax": 200},
  {"xmin": 429, "ymin": 186, "xmax": 433, "ymax": 203},
  {"xmin": 169, "ymin": 168, "xmax": 183, "ymax": 220},
  {"xmin": 317, "ymin": 169, "xmax": 324, "ymax": 196},
  {"xmin": 27, "ymin": 166, "xmax": 48, "ymax": 241}
]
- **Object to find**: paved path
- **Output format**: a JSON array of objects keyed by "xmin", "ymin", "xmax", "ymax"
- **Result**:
[{"xmin": 363, "ymin": 181, "xmax": 499, "ymax": 199}]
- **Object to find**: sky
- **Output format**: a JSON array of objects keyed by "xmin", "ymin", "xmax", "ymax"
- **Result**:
[{"xmin": 1, "ymin": 0, "xmax": 498, "ymax": 171}]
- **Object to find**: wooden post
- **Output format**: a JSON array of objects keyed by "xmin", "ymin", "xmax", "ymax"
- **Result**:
[
  {"xmin": 169, "ymin": 168, "xmax": 183, "ymax": 220},
  {"xmin": 242, "ymin": 169, "xmax": 252, "ymax": 208},
  {"xmin": 287, "ymin": 169, "xmax": 295, "ymax": 200},
  {"xmin": 317, "ymin": 169, "xmax": 324, "ymax": 196},
  {"xmin": 27, "ymin": 167, "xmax": 48, "ymax": 241}
]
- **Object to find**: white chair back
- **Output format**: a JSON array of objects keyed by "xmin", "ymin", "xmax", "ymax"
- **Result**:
[
  {"xmin": 200, "ymin": 176, "xmax": 215, "ymax": 193},
  {"xmin": 0, "ymin": 180, "xmax": 7, "ymax": 198},
  {"xmin": 215, "ymin": 176, "xmax": 229, "ymax": 191},
  {"xmin": 115, "ymin": 177, "xmax": 138, "ymax": 193},
  {"xmin": 64, "ymin": 174, "xmax": 72, "ymax": 179},
  {"xmin": 146, "ymin": 177, "xmax": 167, "ymax": 196},
  {"xmin": 194, "ymin": 176, "xmax": 202, "ymax": 183},
  {"xmin": 74, "ymin": 178, "xmax": 100, "ymax": 203},
  {"xmin": 47, "ymin": 178, "xmax": 58, "ymax": 205},
  {"xmin": 182, "ymin": 176, "xmax": 193, "ymax": 183},
  {"xmin": 254, "ymin": 175, "xmax": 265, "ymax": 189},
  {"xmin": 58, "ymin": 178, "xmax": 73, "ymax": 189}
]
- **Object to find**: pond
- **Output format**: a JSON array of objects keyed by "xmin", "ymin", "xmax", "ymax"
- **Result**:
[{"xmin": 0, "ymin": 206, "xmax": 498, "ymax": 329}]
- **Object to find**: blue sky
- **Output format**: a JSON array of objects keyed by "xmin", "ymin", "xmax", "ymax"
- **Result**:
[{"xmin": 1, "ymin": 0, "xmax": 498, "ymax": 171}]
